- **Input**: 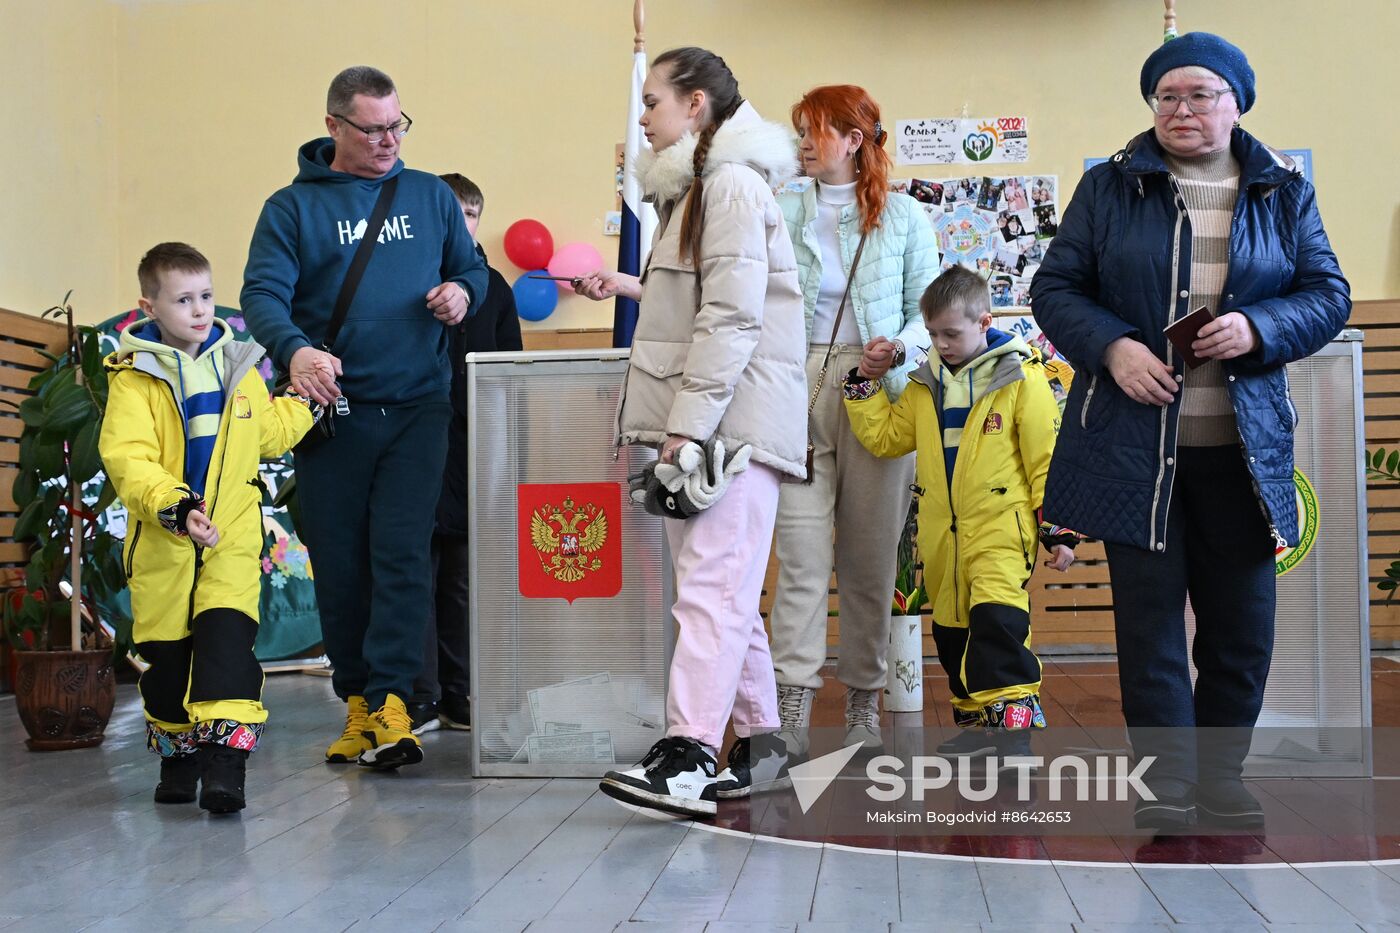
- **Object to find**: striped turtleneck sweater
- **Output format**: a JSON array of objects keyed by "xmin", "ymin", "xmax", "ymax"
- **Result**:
[{"xmin": 1166, "ymin": 147, "xmax": 1240, "ymax": 446}]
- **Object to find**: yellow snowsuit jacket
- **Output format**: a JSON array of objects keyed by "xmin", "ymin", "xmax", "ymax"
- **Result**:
[
  {"xmin": 99, "ymin": 323, "xmax": 313, "ymax": 732},
  {"xmin": 844, "ymin": 338, "xmax": 1061, "ymax": 709}
]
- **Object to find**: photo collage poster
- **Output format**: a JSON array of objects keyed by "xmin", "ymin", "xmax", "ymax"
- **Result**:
[{"xmin": 891, "ymin": 173, "xmax": 1058, "ymax": 310}]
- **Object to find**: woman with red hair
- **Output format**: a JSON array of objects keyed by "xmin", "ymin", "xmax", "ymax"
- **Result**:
[{"xmin": 768, "ymin": 85, "xmax": 939, "ymax": 761}]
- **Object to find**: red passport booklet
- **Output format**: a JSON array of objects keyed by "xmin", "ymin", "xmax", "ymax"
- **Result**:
[{"xmin": 1164, "ymin": 306, "xmax": 1215, "ymax": 369}]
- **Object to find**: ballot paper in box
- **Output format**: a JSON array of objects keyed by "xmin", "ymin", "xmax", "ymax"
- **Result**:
[{"xmin": 511, "ymin": 673, "xmax": 664, "ymax": 765}]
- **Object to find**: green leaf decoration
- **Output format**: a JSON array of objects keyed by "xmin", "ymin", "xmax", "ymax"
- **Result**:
[
  {"xmin": 94, "ymin": 477, "xmax": 117, "ymax": 514},
  {"xmin": 26, "ymin": 366, "xmax": 56, "ymax": 393},
  {"xmin": 41, "ymin": 377, "xmax": 94, "ymax": 436},
  {"xmin": 18, "ymin": 394, "xmax": 46, "ymax": 429},
  {"xmin": 12, "ymin": 498, "xmax": 48, "ymax": 542},
  {"xmin": 69, "ymin": 419, "xmax": 102, "ymax": 484},
  {"xmin": 18, "ymin": 594, "xmax": 43, "ymax": 631},
  {"xmin": 11, "ymin": 467, "xmax": 39, "ymax": 508},
  {"xmin": 34, "ymin": 433, "xmax": 65, "ymax": 480}
]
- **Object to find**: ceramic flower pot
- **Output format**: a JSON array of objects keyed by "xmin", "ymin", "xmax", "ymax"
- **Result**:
[
  {"xmin": 12, "ymin": 649, "xmax": 115, "ymax": 750},
  {"xmin": 883, "ymin": 614, "xmax": 924, "ymax": 712}
]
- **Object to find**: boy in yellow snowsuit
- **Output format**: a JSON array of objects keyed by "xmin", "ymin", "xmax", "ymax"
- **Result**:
[
  {"xmin": 843, "ymin": 265, "xmax": 1076, "ymax": 759},
  {"xmin": 99, "ymin": 243, "xmax": 316, "ymax": 813}
]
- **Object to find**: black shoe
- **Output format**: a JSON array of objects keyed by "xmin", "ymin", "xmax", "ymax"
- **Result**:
[
  {"xmin": 438, "ymin": 693, "xmax": 471, "ymax": 731},
  {"xmin": 408, "ymin": 701, "xmax": 441, "ymax": 735},
  {"xmin": 936, "ymin": 729, "xmax": 999, "ymax": 758},
  {"xmin": 154, "ymin": 754, "xmax": 199, "ymax": 804},
  {"xmin": 991, "ymin": 728, "xmax": 1036, "ymax": 770},
  {"xmin": 1134, "ymin": 791, "xmax": 1196, "ymax": 831},
  {"xmin": 714, "ymin": 733, "xmax": 791, "ymax": 799},
  {"xmin": 599, "ymin": 737, "xmax": 720, "ymax": 818},
  {"xmin": 198, "ymin": 745, "xmax": 249, "ymax": 814},
  {"xmin": 1197, "ymin": 779, "xmax": 1265, "ymax": 829}
]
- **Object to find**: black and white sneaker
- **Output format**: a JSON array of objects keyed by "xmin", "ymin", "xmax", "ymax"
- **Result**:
[
  {"xmin": 438, "ymin": 692, "xmax": 471, "ymax": 731},
  {"xmin": 599, "ymin": 737, "xmax": 720, "ymax": 818},
  {"xmin": 409, "ymin": 701, "xmax": 441, "ymax": 735},
  {"xmin": 714, "ymin": 732, "xmax": 792, "ymax": 799}
]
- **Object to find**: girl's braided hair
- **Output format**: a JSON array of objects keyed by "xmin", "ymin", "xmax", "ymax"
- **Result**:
[{"xmin": 653, "ymin": 47, "xmax": 744, "ymax": 266}]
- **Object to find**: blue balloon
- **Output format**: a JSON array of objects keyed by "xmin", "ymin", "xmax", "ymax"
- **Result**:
[{"xmin": 512, "ymin": 269, "xmax": 558, "ymax": 322}]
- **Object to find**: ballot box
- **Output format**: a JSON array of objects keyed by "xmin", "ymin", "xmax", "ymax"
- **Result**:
[
  {"xmin": 467, "ymin": 349, "xmax": 672, "ymax": 777},
  {"xmin": 1206, "ymin": 332, "xmax": 1371, "ymax": 777}
]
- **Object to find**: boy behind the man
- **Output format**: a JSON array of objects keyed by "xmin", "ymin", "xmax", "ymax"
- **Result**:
[{"xmin": 407, "ymin": 174, "xmax": 523, "ymax": 734}]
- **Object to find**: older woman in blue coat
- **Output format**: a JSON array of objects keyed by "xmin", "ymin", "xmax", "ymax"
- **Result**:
[{"xmin": 1031, "ymin": 33, "xmax": 1349, "ymax": 831}]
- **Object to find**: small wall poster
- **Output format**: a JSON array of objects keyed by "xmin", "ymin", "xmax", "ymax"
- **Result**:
[{"xmin": 894, "ymin": 117, "xmax": 1030, "ymax": 166}]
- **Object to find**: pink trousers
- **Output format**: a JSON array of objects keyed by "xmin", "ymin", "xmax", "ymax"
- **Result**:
[{"xmin": 663, "ymin": 462, "xmax": 782, "ymax": 750}]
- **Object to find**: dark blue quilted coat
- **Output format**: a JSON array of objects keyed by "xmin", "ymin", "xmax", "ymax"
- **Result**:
[{"xmin": 1031, "ymin": 128, "xmax": 1350, "ymax": 551}]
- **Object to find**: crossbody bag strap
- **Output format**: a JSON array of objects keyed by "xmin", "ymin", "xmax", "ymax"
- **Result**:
[
  {"xmin": 807, "ymin": 231, "xmax": 870, "ymax": 414},
  {"xmin": 321, "ymin": 174, "xmax": 400, "ymax": 353}
]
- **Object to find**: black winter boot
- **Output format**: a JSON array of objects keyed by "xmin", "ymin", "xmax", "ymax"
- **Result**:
[
  {"xmin": 154, "ymin": 754, "xmax": 200, "ymax": 804},
  {"xmin": 198, "ymin": 745, "xmax": 249, "ymax": 814}
]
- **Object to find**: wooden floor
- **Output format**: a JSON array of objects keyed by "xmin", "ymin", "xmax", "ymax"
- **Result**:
[{"xmin": 3, "ymin": 663, "xmax": 1400, "ymax": 932}]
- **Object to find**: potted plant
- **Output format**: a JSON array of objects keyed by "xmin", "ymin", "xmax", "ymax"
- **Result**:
[
  {"xmin": 2, "ymin": 294, "xmax": 130, "ymax": 749},
  {"xmin": 885, "ymin": 492, "xmax": 926, "ymax": 713}
]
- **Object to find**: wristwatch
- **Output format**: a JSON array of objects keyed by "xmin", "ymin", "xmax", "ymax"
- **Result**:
[{"xmin": 892, "ymin": 339, "xmax": 907, "ymax": 368}]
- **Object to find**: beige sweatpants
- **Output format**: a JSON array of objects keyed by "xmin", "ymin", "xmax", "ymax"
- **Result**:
[{"xmin": 769, "ymin": 344, "xmax": 916, "ymax": 692}]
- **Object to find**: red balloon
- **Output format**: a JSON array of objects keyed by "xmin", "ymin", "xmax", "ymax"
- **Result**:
[{"xmin": 503, "ymin": 219, "xmax": 554, "ymax": 271}]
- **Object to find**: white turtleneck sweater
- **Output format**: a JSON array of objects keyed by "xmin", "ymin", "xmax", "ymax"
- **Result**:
[{"xmin": 810, "ymin": 180, "xmax": 862, "ymax": 346}]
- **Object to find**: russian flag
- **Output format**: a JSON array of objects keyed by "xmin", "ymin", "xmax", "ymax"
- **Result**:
[{"xmin": 612, "ymin": 49, "xmax": 658, "ymax": 348}]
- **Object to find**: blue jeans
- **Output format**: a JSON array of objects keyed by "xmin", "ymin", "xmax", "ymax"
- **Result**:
[{"xmin": 1103, "ymin": 445, "xmax": 1277, "ymax": 791}]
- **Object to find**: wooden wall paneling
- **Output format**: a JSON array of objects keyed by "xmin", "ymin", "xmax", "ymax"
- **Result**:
[{"xmin": 0, "ymin": 308, "xmax": 66, "ymax": 690}]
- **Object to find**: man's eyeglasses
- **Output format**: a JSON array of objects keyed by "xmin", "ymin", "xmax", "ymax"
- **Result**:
[
  {"xmin": 333, "ymin": 112, "xmax": 413, "ymax": 143},
  {"xmin": 1148, "ymin": 89, "xmax": 1235, "ymax": 116}
]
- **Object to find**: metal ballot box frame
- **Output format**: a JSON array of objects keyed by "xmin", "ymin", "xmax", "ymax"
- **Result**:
[
  {"xmin": 467, "ymin": 348, "xmax": 673, "ymax": 777},
  {"xmin": 1184, "ymin": 331, "xmax": 1371, "ymax": 777}
]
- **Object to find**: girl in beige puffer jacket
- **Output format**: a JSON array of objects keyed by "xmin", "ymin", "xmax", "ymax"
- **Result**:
[{"xmin": 575, "ymin": 46, "xmax": 806, "ymax": 819}]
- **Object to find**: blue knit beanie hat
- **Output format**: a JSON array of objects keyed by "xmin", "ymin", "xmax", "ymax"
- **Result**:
[{"xmin": 1140, "ymin": 32, "xmax": 1255, "ymax": 115}]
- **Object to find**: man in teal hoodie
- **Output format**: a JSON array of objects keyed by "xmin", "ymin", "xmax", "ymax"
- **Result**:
[{"xmin": 241, "ymin": 65, "xmax": 488, "ymax": 771}]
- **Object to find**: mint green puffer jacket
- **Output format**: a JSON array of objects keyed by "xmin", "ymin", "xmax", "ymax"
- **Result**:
[{"xmin": 778, "ymin": 186, "xmax": 939, "ymax": 399}]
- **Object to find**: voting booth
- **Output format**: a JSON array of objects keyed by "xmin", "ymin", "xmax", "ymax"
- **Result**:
[{"xmin": 468, "ymin": 349, "xmax": 673, "ymax": 777}]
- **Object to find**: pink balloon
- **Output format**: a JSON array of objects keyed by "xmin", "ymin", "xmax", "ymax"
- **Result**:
[{"xmin": 547, "ymin": 242, "xmax": 606, "ymax": 291}]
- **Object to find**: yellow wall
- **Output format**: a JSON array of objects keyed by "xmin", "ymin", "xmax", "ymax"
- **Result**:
[
  {"xmin": 1, "ymin": 0, "xmax": 119, "ymax": 322},
  {"xmin": 3, "ymin": 0, "xmax": 1398, "ymax": 328}
]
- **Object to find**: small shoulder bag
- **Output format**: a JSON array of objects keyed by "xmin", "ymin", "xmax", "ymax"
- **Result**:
[
  {"xmin": 278, "ymin": 174, "xmax": 400, "ymax": 447},
  {"xmin": 801, "ymin": 231, "xmax": 868, "ymax": 483}
]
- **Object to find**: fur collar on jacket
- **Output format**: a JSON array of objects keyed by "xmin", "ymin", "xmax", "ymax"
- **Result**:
[{"xmin": 637, "ymin": 100, "xmax": 798, "ymax": 204}]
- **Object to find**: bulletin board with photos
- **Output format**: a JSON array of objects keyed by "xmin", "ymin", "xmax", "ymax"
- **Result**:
[
  {"xmin": 779, "ymin": 173, "xmax": 1059, "ymax": 313},
  {"xmin": 892, "ymin": 173, "xmax": 1058, "ymax": 311}
]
